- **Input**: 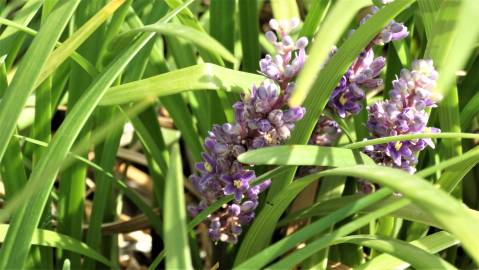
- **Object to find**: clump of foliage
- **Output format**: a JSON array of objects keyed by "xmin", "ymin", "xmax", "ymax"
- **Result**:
[{"xmin": 0, "ymin": 0, "xmax": 479, "ymax": 269}]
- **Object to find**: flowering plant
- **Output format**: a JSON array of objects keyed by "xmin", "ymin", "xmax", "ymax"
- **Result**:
[{"xmin": 2, "ymin": 0, "xmax": 478, "ymax": 269}]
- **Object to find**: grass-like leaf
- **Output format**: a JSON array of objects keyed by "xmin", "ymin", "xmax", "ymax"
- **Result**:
[
  {"xmin": 331, "ymin": 235, "xmax": 456, "ymax": 270},
  {"xmin": 360, "ymin": 231, "xmax": 459, "ymax": 270},
  {"xmin": 163, "ymin": 143, "xmax": 192, "ymax": 269},
  {"xmin": 237, "ymin": 145, "xmax": 375, "ymax": 166},
  {"xmin": 0, "ymin": 225, "xmax": 117, "ymax": 269},
  {"xmin": 100, "ymin": 63, "xmax": 264, "ymax": 105},
  {"xmin": 117, "ymin": 23, "xmax": 237, "ymax": 64}
]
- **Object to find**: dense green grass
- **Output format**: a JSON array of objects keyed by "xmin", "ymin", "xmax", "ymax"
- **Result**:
[{"xmin": 0, "ymin": 0, "xmax": 479, "ymax": 269}]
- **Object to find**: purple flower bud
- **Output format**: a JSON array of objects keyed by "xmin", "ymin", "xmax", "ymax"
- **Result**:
[
  {"xmin": 228, "ymin": 204, "xmax": 241, "ymax": 216},
  {"xmin": 296, "ymin": 37, "xmax": 308, "ymax": 49},
  {"xmin": 265, "ymin": 31, "xmax": 277, "ymax": 43},
  {"xmin": 283, "ymin": 107, "xmax": 305, "ymax": 122},
  {"xmin": 258, "ymin": 119, "xmax": 272, "ymax": 132},
  {"xmin": 240, "ymin": 200, "xmax": 257, "ymax": 212},
  {"xmin": 268, "ymin": 109, "xmax": 284, "ymax": 126},
  {"xmin": 269, "ymin": 19, "xmax": 279, "ymax": 31}
]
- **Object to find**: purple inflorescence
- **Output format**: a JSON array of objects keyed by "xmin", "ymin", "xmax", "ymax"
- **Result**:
[
  {"xmin": 328, "ymin": 5, "xmax": 408, "ymax": 118},
  {"xmin": 188, "ymin": 18, "xmax": 307, "ymax": 244},
  {"xmin": 364, "ymin": 60, "xmax": 441, "ymax": 173}
]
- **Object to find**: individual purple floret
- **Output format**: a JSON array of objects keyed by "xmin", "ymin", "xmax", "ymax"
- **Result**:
[
  {"xmin": 310, "ymin": 115, "xmax": 342, "ymax": 146},
  {"xmin": 328, "ymin": 49, "xmax": 386, "ymax": 118},
  {"xmin": 328, "ymin": 5, "xmax": 408, "ymax": 118},
  {"xmin": 364, "ymin": 59, "xmax": 441, "ymax": 173},
  {"xmin": 188, "ymin": 18, "xmax": 307, "ymax": 244}
]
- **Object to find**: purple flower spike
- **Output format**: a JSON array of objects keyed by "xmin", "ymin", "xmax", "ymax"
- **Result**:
[
  {"xmin": 365, "ymin": 59, "xmax": 440, "ymax": 173},
  {"xmin": 188, "ymin": 18, "xmax": 308, "ymax": 244}
]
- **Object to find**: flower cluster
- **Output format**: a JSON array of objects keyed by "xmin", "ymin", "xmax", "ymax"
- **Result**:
[
  {"xmin": 188, "ymin": 18, "xmax": 307, "ymax": 244},
  {"xmin": 364, "ymin": 60, "xmax": 441, "ymax": 173},
  {"xmin": 328, "ymin": 5, "xmax": 408, "ymax": 118},
  {"xmin": 261, "ymin": 18, "xmax": 308, "ymax": 88}
]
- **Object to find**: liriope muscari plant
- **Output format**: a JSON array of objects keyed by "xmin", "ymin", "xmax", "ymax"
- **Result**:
[
  {"xmin": 2, "ymin": 0, "xmax": 479, "ymax": 269},
  {"xmin": 188, "ymin": 19, "xmax": 308, "ymax": 243}
]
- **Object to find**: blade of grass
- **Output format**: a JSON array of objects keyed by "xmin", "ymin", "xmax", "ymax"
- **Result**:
[
  {"xmin": 0, "ymin": 56, "xmax": 27, "ymax": 202},
  {"xmin": 117, "ymin": 23, "xmax": 236, "ymax": 64},
  {"xmin": 460, "ymin": 88, "xmax": 479, "ymax": 130},
  {"xmin": 360, "ymin": 231, "xmax": 459, "ymax": 270},
  {"xmin": 238, "ymin": 0, "xmax": 260, "ymax": 73},
  {"xmin": 330, "ymin": 235, "xmax": 456, "ymax": 270},
  {"xmin": 417, "ymin": 0, "xmax": 441, "ymax": 39},
  {"xmin": 100, "ymin": 63, "xmax": 264, "ymax": 105},
  {"xmin": 83, "ymin": 1, "xmax": 134, "ymax": 268},
  {"xmin": 163, "ymin": 143, "xmax": 192, "ymax": 269},
  {"xmin": 343, "ymin": 132, "xmax": 479, "ymax": 149},
  {"xmin": 0, "ymin": 225, "xmax": 117, "ymax": 269},
  {"xmin": 58, "ymin": 1, "xmax": 110, "ymax": 266},
  {"xmin": 237, "ymin": 145, "xmax": 375, "ymax": 166},
  {"xmin": 270, "ymin": 0, "xmax": 300, "ymax": 20},
  {"xmin": 299, "ymin": 0, "xmax": 332, "ymax": 40},
  {"xmin": 210, "ymin": 0, "xmax": 235, "ymax": 57},
  {"xmin": 31, "ymin": 3, "xmax": 59, "ymax": 268},
  {"xmin": 428, "ymin": 0, "xmax": 479, "ymax": 96},
  {"xmin": 36, "ymin": 0, "xmax": 126, "ymax": 87}
]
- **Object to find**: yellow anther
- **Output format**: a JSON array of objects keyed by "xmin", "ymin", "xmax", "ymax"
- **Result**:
[
  {"xmin": 339, "ymin": 94, "xmax": 347, "ymax": 105},
  {"xmin": 204, "ymin": 162, "xmax": 213, "ymax": 172},
  {"xmin": 394, "ymin": 141, "xmax": 402, "ymax": 151},
  {"xmin": 234, "ymin": 180, "xmax": 242, "ymax": 189}
]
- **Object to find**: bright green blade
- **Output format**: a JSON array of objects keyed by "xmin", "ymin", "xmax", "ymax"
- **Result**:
[
  {"xmin": 237, "ymin": 145, "xmax": 375, "ymax": 166},
  {"xmin": 117, "ymin": 23, "xmax": 237, "ymax": 64},
  {"xmin": 330, "ymin": 235, "xmax": 456, "ymax": 270},
  {"xmin": 100, "ymin": 63, "xmax": 264, "ymax": 105},
  {"xmin": 0, "ymin": 225, "xmax": 117, "ymax": 269},
  {"xmin": 163, "ymin": 143, "xmax": 192, "ymax": 269},
  {"xmin": 36, "ymin": 0, "xmax": 126, "ymax": 87},
  {"xmin": 361, "ymin": 231, "xmax": 459, "ymax": 270}
]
